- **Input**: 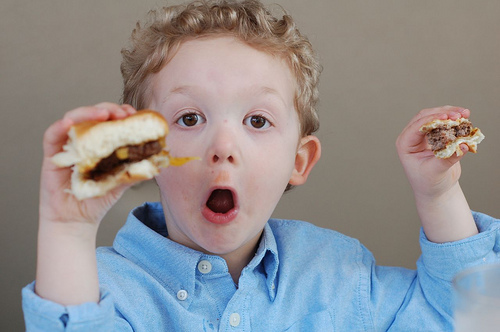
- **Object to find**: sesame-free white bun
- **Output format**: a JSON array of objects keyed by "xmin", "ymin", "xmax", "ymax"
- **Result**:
[
  {"xmin": 52, "ymin": 110, "xmax": 170, "ymax": 200},
  {"xmin": 52, "ymin": 110, "xmax": 168, "ymax": 172},
  {"xmin": 419, "ymin": 118, "xmax": 485, "ymax": 159}
]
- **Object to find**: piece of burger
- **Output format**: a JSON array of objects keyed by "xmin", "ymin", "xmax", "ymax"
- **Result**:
[
  {"xmin": 52, "ymin": 110, "xmax": 196, "ymax": 200},
  {"xmin": 419, "ymin": 117, "xmax": 485, "ymax": 159}
]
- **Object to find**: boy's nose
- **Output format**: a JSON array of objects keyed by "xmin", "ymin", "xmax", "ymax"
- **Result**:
[
  {"xmin": 212, "ymin": 153, "xmax": 234, "ymax": 164},
  {"xmin": 207, "ymin": 126, "xmax": 238, "ymax": 165}
]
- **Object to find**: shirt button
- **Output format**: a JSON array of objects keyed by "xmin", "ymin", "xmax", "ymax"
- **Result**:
[
  {"xmin": 198, "ymin": 260, "xmax": 212, "ymax": 274},
  {"xmin": 176, "ymin": 289, "xmax": 188, "ymax": 301},
  {"xmin": 229, "ymin": 313, "xmax": 241, "ymax": 327}
]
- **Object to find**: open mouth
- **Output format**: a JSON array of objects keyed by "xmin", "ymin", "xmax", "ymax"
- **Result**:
[{"xmin": 206, "ymin": 189, "xmax": 235, "ymax": 214}]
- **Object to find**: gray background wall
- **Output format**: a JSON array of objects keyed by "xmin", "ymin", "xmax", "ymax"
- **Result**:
[{"xmin": 1, "ymin": 1, "xmax": 499, "ymax": 330}]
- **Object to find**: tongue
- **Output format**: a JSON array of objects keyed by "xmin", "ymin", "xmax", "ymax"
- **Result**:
[{"xmin": 207, "ymin": 189, "xmax": 234, "ymax": 214}]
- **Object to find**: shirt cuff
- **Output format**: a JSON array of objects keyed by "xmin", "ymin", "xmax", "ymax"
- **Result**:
[
  {"xmin": 22, "ymin": 282, "xmax": 114, "ymax": 332},
  {"xmin": 419, "ymin": 211, "xmax": 500, "ymax": 281}
]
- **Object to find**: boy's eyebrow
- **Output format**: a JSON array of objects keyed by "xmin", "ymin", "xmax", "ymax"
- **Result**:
[
  {"xmin": 165, "ymin": 85, "xmax": 194, "ymax": 99},
  {"xmin": 162, "ymin": 85, "xmax": 289, "ymax": 108},
  {"xmin": 251, "ymin": 86, "xmax": 291, "ymax": 110},
  {"xmin": 159, "ymin": 86, "xmax": 195, "ymax": 106}
]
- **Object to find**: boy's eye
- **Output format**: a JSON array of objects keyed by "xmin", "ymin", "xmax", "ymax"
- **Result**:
[
  {"xmin": 176, "ymin": 113, "xmax": 205, "ymax": 127},
  {"xmin": 244, "ymin": 115, "xmax": 271, "ymax": 129}
]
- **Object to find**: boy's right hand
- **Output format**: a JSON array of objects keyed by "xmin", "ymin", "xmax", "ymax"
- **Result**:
[
  {"xmin": 39, "ymin": 103, "xmax": 136, "ymax": 227},
  {"xmin": 36, "ymin": 103, "xmax": 137, "ymax": 305}
]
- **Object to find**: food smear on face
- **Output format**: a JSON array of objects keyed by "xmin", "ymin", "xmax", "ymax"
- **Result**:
[{"xmin": 168, "ymin": 156, "xmax": 200, "ymax": 166}]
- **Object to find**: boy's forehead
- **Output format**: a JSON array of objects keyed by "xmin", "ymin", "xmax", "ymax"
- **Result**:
[
  {"xmin": 173, "ymin": 36, "xmax": 292, "ymax": 73},
  {"xmin": 152, "ymin": 36, "xmax": 297, "ymax": 104}
]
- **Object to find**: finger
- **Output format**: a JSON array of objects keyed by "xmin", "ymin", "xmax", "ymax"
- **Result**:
[
  {"xmin": 43, "ymin": 117, "xmax": 74, "ymax": 157},
  {"xmin": 121, "ymin": 104, "xmax": 137, "ymax": 115},
  {"xmin": 431, "ymin": 144, "xmax": 468, "ymax": 174},
  {"xmin": 448, "ymin": 143, "xmax": 469, "ymax": 163},
  {"xmin": 447, "ymin": 108, "xmax": 470, "ymax": 121},
  {"xmin": 458, "ymin": 108, "xmax": 470, "ymax": 119},
  {"xmin": 93, "ymin": 103, "xmax": 135, "ymax": 120},
  {"xmin": 398, "ymin": 113, "xmax": 446, "ymax": 151},
  {"xmin": 406, "ymin": 106, "xmax": 469, "ymax": 135},
  {"xmin": 412, "ymin": 105, "xmax": 468, "ymax": 123},
  {"xmin": 63, "ymin": 104, "xmax": 135, "ymax": 124},
  {"xmin": 63, "ymin": 106, "xmax": 110, "ymax": 123}
]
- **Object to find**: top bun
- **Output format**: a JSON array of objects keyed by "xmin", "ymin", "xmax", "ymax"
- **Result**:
[{"xmin": 52, "ymin": 110, "xmax": 168, "ymax": 172}]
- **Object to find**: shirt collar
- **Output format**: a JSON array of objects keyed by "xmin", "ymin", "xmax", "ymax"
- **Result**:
[
  {"xmin": 113, "ymin": 202, "xmax": 280, "ymax": 302},
  {"xmin": 247, "ymin": 222, "xmax": 280, "ymax": 301}
]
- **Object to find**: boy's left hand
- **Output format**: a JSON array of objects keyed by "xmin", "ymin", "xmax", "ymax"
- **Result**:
[
  {"xmin": 397, "ymin": 106, "xmax": 478, "ymax": 243},
  {"xmin": 396, "ymin": 105, "xmax": 470, "ymax": 199}
]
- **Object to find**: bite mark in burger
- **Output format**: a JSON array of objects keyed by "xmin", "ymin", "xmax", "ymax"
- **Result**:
[
  {"xmin": 52, "ymin": 110, "xmax": 197, "ymax": 200},
  {"xmin": 419, "ymin": 118, "xmax": 485, "ymax": 159}
]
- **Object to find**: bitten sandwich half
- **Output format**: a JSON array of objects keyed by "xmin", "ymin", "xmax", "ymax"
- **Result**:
[
  {"xmin": 419, "ymin": 118, "xmax": 485, "ymax": 159},
  {"xmin": 52, "ymin": 110, "xmax": 194, "ymax": 200}
]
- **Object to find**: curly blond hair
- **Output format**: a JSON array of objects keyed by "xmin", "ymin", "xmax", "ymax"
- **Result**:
[{"xmin": 121, "ymin": 0, "xmax": 321, "ymax": 136}]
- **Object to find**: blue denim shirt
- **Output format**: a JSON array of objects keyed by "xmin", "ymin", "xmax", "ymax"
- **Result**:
[{"xmin": 23, "ymin": 202, "xmax": 500, "ymax": 331}]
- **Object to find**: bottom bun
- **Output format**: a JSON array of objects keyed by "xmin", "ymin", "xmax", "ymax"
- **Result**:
[
  {"xmin": 434, "ymin": 128, "xmax": 485, "ymax": 159},
  {"xmin": 69, "ymin": 155, "xmax": 170, "ymax": 200}
]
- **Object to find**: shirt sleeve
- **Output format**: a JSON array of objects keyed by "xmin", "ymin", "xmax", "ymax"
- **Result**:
[
  {"xmin": 419, "ymin": 211, "xmax": 500, "ymax": 280},
  {"xmin": 365, "ymin": 211, "xmax": 500, "ymax": 331},
  {"xmin": 22, "ymin": 282, "xmax": 116, "ymax": 332}
]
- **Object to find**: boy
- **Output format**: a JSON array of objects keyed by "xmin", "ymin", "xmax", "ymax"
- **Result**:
[{"xmin": 22, "ymin": 0, "xmax": 499, "ymax": 331}]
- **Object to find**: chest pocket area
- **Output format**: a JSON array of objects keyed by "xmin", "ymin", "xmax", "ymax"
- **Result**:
[{"xmin": 282, "ymin": 309, "xmax": 334, "ymax": 332}]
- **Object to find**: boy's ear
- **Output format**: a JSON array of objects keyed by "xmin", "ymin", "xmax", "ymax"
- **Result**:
[{"xmin": 289, "ymin": 135, "xmax": 321, "ymax": 186}]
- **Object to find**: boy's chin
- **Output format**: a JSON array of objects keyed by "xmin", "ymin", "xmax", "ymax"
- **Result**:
[
  {"xmin": 198, "ymin": 240, "xmax": 244, "ymax": 256},
  {"xmin": 198, "ymin": 232, "xmax": 262, "ymax": 258}
]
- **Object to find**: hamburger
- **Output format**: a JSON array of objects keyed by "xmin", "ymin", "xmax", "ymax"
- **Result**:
[
  {"xmin": 52, "ymin": 110, "xmax": 195, "ymax": 200},
  {"xmin": 419, "ymin": 117, "xmax": 485, "ymax": 159}
]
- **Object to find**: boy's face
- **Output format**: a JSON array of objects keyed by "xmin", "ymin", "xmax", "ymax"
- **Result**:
[{"xmin": 149, "ymin": 36, "xmax": 315, "ymax": 260}]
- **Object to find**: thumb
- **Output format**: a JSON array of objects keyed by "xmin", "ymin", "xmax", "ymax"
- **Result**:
[
  {"xmin": 447, "ymin": 143, "xmax": 469, "ymax": 164},
  {"xmin": 436, "ymin": 143, "xmax": 468, "ymax": 172}
]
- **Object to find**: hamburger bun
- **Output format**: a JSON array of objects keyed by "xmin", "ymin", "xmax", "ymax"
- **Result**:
[
  {"xmin": 52, "ymin": 110, "xmax": 193, "ymax": 200},
  {"xmin": 419, "ymin": 118, "xmax": 485, "ymax": 159}
]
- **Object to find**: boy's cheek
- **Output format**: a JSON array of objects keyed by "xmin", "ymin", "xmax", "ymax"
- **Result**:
[
  {"xmin": 166, "ymin": 129, "xmax": 207, "ymax": 152},
  {"xmin": 155, "ymin": 167, "xmax": 185, "ymax": 190}
]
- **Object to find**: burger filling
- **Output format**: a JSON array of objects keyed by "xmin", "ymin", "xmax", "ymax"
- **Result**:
[
  {"xmin": 86, "ymin": 140, "xmax": 164, "ymax": 181},
  {"xmin": 426, "ymin": 122, "xmax": 472, "ymax": 151}
]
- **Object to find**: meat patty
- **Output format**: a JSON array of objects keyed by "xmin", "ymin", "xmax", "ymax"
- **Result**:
[
  {"xmin": 426, "ymin": 122, "xmax": 472, "ymax": 151},
  {"xmin": 86, "ymin": 140, "xmax": 163, "ymax": 180}
]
